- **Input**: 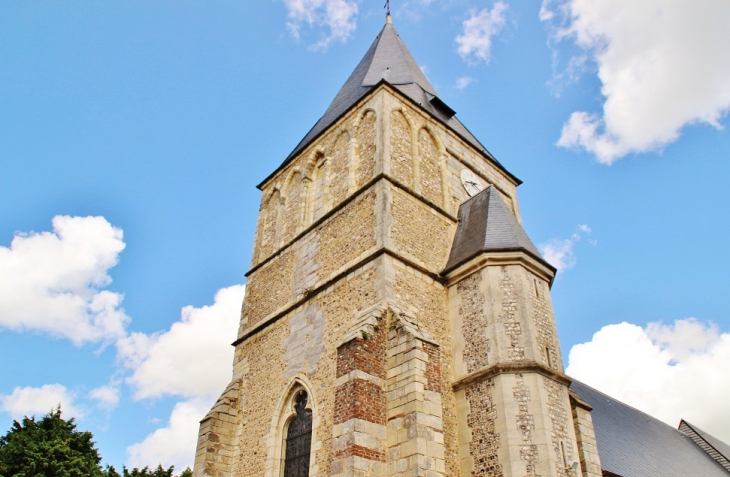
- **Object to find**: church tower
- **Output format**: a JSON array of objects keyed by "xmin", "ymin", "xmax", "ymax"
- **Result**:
[{"xmin": 194, "ymin": 16, "xmax": 603, "ymax": 477}]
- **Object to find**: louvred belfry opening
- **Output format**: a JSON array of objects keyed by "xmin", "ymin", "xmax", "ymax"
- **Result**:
[{"xmin": 284, "ymin": 391, "xmax": 313, "ymax": 477}]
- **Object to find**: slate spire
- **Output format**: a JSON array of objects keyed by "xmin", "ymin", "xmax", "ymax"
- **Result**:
[{"xmin": 275, "ymin": 17, "xmax": 509, "ymax": 181}]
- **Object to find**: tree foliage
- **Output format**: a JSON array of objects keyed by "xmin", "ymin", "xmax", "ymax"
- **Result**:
[
  {"xmin": 0, "ymin": 407, "xmax": 104, "ymax": 477},
  {"xmin": 104, "ymin": 464, "xmax": 192, "ymax": 477},
  {"xmin": 0, "ymin": 408, "xmax": 192, "ymax": 477}
]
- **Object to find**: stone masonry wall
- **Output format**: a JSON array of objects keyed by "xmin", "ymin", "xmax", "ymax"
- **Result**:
[
  {"xmin": 529, "ymin": 277, "xmax": 560, "ymax": 372},
  {"xmin": 418, "ymin": 128, "xmax": 443, "ymax": 208},
  {"xmin": 194, "ymin": 381, "xmax": 241, "ymax": 477},
  {"xmin": 240, "ymin": 187, "xmax": 377, "ymax": 333},
  {"xmin": 570, "ymin": 400, "xmax": 602, "ymax": 477},
  {"xmin": 391, "ymin": 109, "xmax": 413, "ymax": 189},
  {"xmin": 386, "ymin": 318, "xmax": 445, "ymax": 477},
  {"xmin": 332, "ymin": 320, "xmax": 387, "ymax": 476},
  {"xmin": 281, "ymin": 171, "xmax": 305, "ymax": 244},
  {"xmin": 357, "ymin": 110, "xmax": 377, "ymax": 188},
  {"xmin": 392, "ymin": 264, "xmax": 458, "ymax": 477},
  {"xmin": 231, "ymin": 262, "xmax": 380, "ymax": 477},
  {"xmin": 241, "ymin": 247, "xmax": 295, "ymax": 329},
  {"xmin": 513, "ymin": 375, "xmax": 538, "ymax": 476},
  {"xmin": 331, "ymin": 132, "xmax": 350, "ymax": 206},
  {"xmin": 382, "ymin": 93, "xmax": 520, "ymax": 223},
  {"xmin": 498, "ymin": 267, "xmax": 525, "ymax": 363},
  {"xmin": 390, "ymin": 187, "xmax": 454, "ymax": 272},
  {"xmin": 252, "ymin": 99, "xmax": 381, "ymax": 270},
  {"xmin": 317, "ymin": 189, "xmax": 377, "ymax": 280},
  {"xmin": 457, "ymin": 272, "xmax": 489, "ymax": 374},
  {"xmin": 544, "ymin": 378, "xmax": 575, "ymax": 477},
  {"xmin": 464, "ymin": 379, "xmax": 502, "ymax": 477}
]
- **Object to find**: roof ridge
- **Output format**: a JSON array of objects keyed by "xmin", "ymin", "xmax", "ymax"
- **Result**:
[{"xmin": 570, "ymin": 379, "xmax": 683, "ymax": 431}]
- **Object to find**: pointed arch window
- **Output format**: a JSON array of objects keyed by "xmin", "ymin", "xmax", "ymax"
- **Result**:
[{"xmin": 283, "ymin": 391, "xmax": 312, "ymax": 477}]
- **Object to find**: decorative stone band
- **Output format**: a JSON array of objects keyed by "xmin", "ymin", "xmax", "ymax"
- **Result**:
[
  {"xmin": 442, "ymin": 250, "xmax": 556, "ymax": 289},
  {"xmin": 451, "ymin": 360, "xmax": 572, "ymax": 392},
  {"xmin": 234, "ymin": 248, "xmax": 446, "ymax": 348},
  {"xmin": 247, "ymin": 168, "xmax": 458, "ymax": 281}
]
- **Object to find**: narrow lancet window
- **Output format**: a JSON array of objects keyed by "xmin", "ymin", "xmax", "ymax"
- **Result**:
[{"xmin": 284, "ymin": 391, "xmax": 313, "ymax": 477}]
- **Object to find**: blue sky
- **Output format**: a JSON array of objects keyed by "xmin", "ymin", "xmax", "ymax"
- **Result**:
[{"xmin": 1, "ymin": 0, "xmax": 729, "ymax": 470}]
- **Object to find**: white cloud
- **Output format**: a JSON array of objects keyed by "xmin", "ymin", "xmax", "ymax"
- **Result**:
[
  {"xmin": 280, "ymin": 0, "xmax": 359, "ymax": 51},
  {"xmin": 0, "ymin": 384, "xmax": 83, "ymax": 420},
  {"xmin": 539, "ymin": 224, "xmax": 593, "ymax": 272},
  {"xmin": 89, "ymin": 385, "xmax": 120, "ymax": 411},
  {"xmin": 456, "ymin": 76, "xmax": 475, "ymax": 91},
  {"xmin": 567, "ymin": 318, "xmax": 730, "ymax": 443},
  {"xmin": 542, "ymin": 0, "xmax": 730, "ymax": 164},
  {"xmin": 0, "ymin": 216, "xmax": 129, "ymax": 345},
  {"xmin": 117, "ymin": 285, "xmax": 245, "ymax": 400},
  {"xmin": 456, "ymin": 3, "xmax": 508, "ymax": 65},
  {"xmin": 126, "ymin": 397, "xmax": 213, "ymax": 470}
]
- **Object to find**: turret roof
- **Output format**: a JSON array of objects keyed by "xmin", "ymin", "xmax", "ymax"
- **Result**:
[
  {"xmin": 260, "ymin": 18, "xmax": 518, "ymax": 188},
  {"xmin": 442, "ymin": 185, "xmax": 551, "ymax": 275}
]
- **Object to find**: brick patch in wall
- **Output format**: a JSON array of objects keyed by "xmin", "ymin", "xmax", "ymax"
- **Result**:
[
  {"xmin": 331, "ymin": 307, "xmax": 388, "ymax": 476},
  {"xmin": 334, "ymin": 378, "xmax": 387, "ymax": 426},
  {"xmin": 424, "ymin": 342, "xmax": 441, "ymax": 393}
]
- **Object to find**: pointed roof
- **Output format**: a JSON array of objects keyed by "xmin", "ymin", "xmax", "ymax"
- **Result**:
[
  {"xmin": 259, "ymin": 18, "xmax": 519, "ymax": 188},
  {"xmin": 571, "ymin": 380, "xmax": 730, "ymax": 477},
  {"xmin": 442, "ymin": 185, "xmax": 551, "ymax": 274}
]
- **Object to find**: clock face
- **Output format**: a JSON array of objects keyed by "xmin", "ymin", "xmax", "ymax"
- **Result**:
[{"xmin": 460, "ymin": 169, "xmax": 487, "ymax": 197}]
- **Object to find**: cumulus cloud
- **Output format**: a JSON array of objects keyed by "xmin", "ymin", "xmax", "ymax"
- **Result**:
[
  {"xmin": 280, "ymin": 0, "xmax": 359, "ymax": 51},
  {"xmin": 0, "ymin": 216, "xmax": 129, "ymax": 345},
  {"xmin": 126, "ymin": 397, "xmax": 213, "ymax": 470},
  {"xmin": 455, "ymin": 76, "xmax": 475, "ymax": 91},
  {"xmin": 456, "ymin": 3, "xmax": 508, "ymax": 65},
  {"xmin": 121, "ymin": 284, "xmax": 244, "ymax": 469},
  {"xmin": 542, "ymin": 0, "xmax": 730, "ymax": 164},
  {"xmin": 539, "ymin": 224, "xmax": 594, "ymax": 272},
  {"xmin": 118, "ymin": 285, "xmax": 244, "ymax": 400},
  {"xmin": 567, "ymin": 318, "xmax": 730, "ymax": 443},
  {"xmin": 89, "ymin": 385, "xmax": 121, "ymax": 411},
  {"xmin": 0, "ymin": 384, "xmax": 83, "ymax": 420}
]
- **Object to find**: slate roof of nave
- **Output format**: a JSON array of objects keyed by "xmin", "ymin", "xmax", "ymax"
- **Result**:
[
  {"xmin": 259, "ymin": 18, "xmax": 519, "ymax": 188},
  {"xmin": 442, "ymin": 185, "xmax": 552, "ymax": 274},
  {"xmin": 570, "ymin": 379, "xmax": 730, "ymax": 477}
]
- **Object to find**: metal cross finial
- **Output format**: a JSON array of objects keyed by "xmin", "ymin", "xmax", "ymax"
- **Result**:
[{"xmin": 384, "ymin": 0, "xmax": 390, "ymax": 16}]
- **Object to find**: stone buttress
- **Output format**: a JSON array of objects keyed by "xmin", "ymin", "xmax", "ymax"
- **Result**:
[{"xmin": 193, "ymin": 16, "xmax": 602, "ymax": 477}]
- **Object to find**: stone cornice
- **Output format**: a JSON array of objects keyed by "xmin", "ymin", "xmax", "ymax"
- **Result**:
[
  {"xmin": 247, "ymin": 172, "xmax": 456, "ymax": 278},
  {"xmin": 442, "ymin": 250, "xmax": 556, "ymax": 288},
  {"xmin": 451, "ymin": 360, "xmax": 572, "ymax": 391}
]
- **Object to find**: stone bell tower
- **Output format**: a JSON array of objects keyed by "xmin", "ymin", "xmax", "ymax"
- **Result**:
[{"xmin": 193, "ymin": 15, "xmax": 602, "ymax": 477}]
